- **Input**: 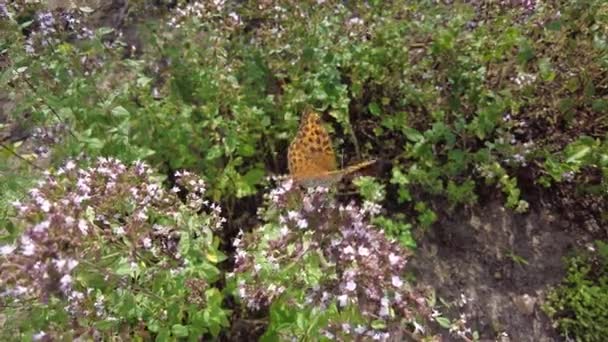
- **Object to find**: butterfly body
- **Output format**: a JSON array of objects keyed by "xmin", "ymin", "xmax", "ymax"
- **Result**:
[{"xmin": 288, "ymin": 111, "xmax": 375, "ymax": 187}]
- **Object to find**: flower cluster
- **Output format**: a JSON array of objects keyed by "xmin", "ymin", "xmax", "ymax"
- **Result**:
[
  {"xmin": 512, "ymin": 72, "xmax": 537, "ymax": 88},
  {"xmin": 0, "ymin": 157, "xmax": 226, "ymax": 338},
  {"xmin": 166, "ymin": 0, "xmax": 241, "ymax": 29},
  {"xmin": 233, "ymin": 181, "xmax": 432, "ymax": 340},
  {"xmin": 30, "ymin": 123, "xmax": 68, "ymax": 157},
  {"xmin": 502, "ymin": 0, "xmax": 537, "ymax": 12},
  {"xmin": 0, "ymin": 3, "xmax": 10, "ymax": 19},
  {"xmin": 502, "ymin": 140, "xmax": 535, "ymax": 167},
  {"xmin": 15, "ymin": 8, "xmax": 94, "ymax": 55}
]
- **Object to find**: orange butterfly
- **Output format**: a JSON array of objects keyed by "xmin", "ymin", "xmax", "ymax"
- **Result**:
[{"xmin": 288, "ymin": 111, "xmax": 376, "ymax": 187}]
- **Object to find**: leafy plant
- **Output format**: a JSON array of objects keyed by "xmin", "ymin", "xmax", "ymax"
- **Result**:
[
  {"xmin": 232, "ymin": 180, "xmax": 434, "ymax": 340},
  {"xmin": 543, "ymin": 241, "xmax": 608, "ymax": 342},
  {"xmin": 0, "ymin": 158, "xmax": 229, "ymax": 340}
]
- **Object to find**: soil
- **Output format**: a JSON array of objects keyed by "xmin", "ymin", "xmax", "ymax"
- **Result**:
[{"xmin": 409, "ymin": 197, "xmax": 577, "ymax": 341}]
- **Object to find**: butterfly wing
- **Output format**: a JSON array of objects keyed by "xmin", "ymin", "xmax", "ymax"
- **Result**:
[
  {"xmin": 295, "ymin": 159, "xmax": 377, "ymax": 188},
  {"xmin": 288, "ymin": 111, "xmax": 338, "ymax": 179},
  {"xmin": 288, "ymin": 111, "xmax": 376, "ymax": 187}
]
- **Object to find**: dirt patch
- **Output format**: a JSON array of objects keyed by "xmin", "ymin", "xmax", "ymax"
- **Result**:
[{"xmin": 409, "ymin": 199, "xmax": 585, "ymax": 341}]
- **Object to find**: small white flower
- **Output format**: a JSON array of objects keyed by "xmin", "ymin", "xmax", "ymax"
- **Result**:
[
  {"xmin": 338, "ymin": 294, "xmax": 349, "ymax": 307},
  {"xmin": 283, "ymin": 178, "xmax": 293, "ymax": 191},
  {"xmin": 34, "ymin": 221, "xmax": 50, "ymax": 233},
  {"xmin": 114, "ymin": 225, "xmax": 125, "ymax": 236},
  {"xmin": 136, "ymin": 210, "xmax": 148, "ymax": 221},
  {"xmin": 287, "ymin": 210, "xmax": 299, "ymax": 220},
  {"xmin": 32, "ymin": 331, "xmax": 46, "ymax": 341},
  {"xmin": 297, "ymin": 218, "xmax": 308, "ymax": 229},
  {"xmin": 55, "ymin": 258, "xmax": 67, "ymax": 269},
  {"xmin": 358, "ymin": 246, "xmax": 370, "ymax": 256},
  {"xmin": 0, "ymin": 244, "xmax": 16, "ymax": 255},
  {"xmin": 78, "ymin": 219, "xmax": 88, "ymax": 235},
  {"xmin": 228, "ymin": 12, "xmax": 240, "ymax": 22},
  {"xmin": 67, "ymin": 259, "xmax": 78, "ymax": 271},
  {"xmin": 238, "ymin": 286, "xmax": 247, "ymax": 298},
  {"xmin": 323, "ymin": 331, "xmax": 335, "ymax": 339},
  {"xmin": 388, "ymin": 253, "xmax": 400, "ymax": 265},
  {"xmin": 391, "ymin": 275, "xmax": 403, "ymax": 288},
  {"xmin": 65, "ymin": 216, "xmax": 75, "ymax": 226},
  {"xmin": 348, "ymin": 17, "xmax": 364, "ymax": 25},
  {"xmin": 40, "ymin": 199, "xmax": 51, "ymax": 212},
  {"xmin": 60, "ymin": 274, "xmax": 73, "ymax": 290},
  {"xmin": 379, "ymin": 306, "xmax": 389, "ymax": 317},
  {"xmin": 354, "ymin": 325, "xmax": 366, "ymax": 334},
  {"xmin": 460, "ymin": 293, "xmax": 468, "ymax": 305},
  {"xmin": 345, "ymin": 280, "xmax": 357, "ymax": 292},
  {"xmin": 13, "ymin": 286, "xmax": 28, "ymax": 296},
  {"xmin": 20, "ymin": 236, "xmax": 36, "ymax": 256}
]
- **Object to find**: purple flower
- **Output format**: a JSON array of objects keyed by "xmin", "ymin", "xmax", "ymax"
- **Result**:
[
  {"xmin": 235, "ymin": 182, "xmax": 432, "ymax": 339},
  {"xmin": 1, "ymin": 156, "xmax": 226, "ymax": 337}
]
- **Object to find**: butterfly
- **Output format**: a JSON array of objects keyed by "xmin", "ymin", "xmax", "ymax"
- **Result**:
[{"xmin": 287, "ymin": 110, "xmax": 376, "ymax": 188}]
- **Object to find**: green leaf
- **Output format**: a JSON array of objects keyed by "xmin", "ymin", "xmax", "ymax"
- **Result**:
[
  {"xmin": 171, "ymin": 324, "xmax": 189, "ymax": 337},
  {"xmin": 97, "ymin": 27, "xmax": 115, "ymax": 36},
  {"xmin": 538, "ymin": 58, "xmax": 556, "ymax": 82},
  {"xmin": 20, "ymin": 21, "xmax": 34, "ymax": 29},
  {"xmin": 565, "ymin": 146, "xmax": 591, "ymax": 164},
  {"xmin": 591, "ymin": 99, "xmax": 608, "ymax": 113},
  {"xmin": 371, "ymin": 319, "xmax": 387, "ymax": 330},
  {"xmin": 156, "ymin": 328, "xmax": 170, "ymax": 342},
  {"xmin": 242, "ymin": 167, "xmax": 265, "ymax": 186},
  {"xmin": 435, "ymin": 316, "xmax": 451, "ymax": 329},
  {"xmin": 94, "ymin": 319, "xmax": 117, "ymax": 331},
  {"xmin": 147, "ymin": 319, "xmax": 160, "ymax": 333},
  {"xmin": 114, "ymin": 257, "xmax": 134, "ymax": 276},
  {"xmin": 206, "ymin": 249, "xmax": 222, "ymax": 264},
  {"xmin": 137, "ymin": 76, "xmax": 153, "ymax": 87},
  {"xmin": 296, "ymin": 312, "xmax": 307, "ymax": 330},
  {"xmin": 403, "ymin": 127, "xmax": 423, "ymax": 142},
  {"xmin": 206, "ymin": 145, "xmax": 223, "ymax": 161},
  {"xmin": 82, "ymin": 137, "xmax": 105, "ymax": 151},
  {"xmin": 111, "ymin": 106, "xmax": 130, "ymax": 118},
  {"xmin": 517, "ymin": 39, "xmax": 535, "ymax": 64},
  {"xmin": 368, "ymin": 102, "xmax": 382, "ymax": 116}
]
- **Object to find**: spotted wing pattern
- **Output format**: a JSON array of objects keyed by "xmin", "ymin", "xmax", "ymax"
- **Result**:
[
  {"xmin": 288, "ymin": 111, "xmax": 337, "ymax": 176},
  {"xmin": 288, "ymin": 111, "xmax": 375, "ymax": 187}
]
